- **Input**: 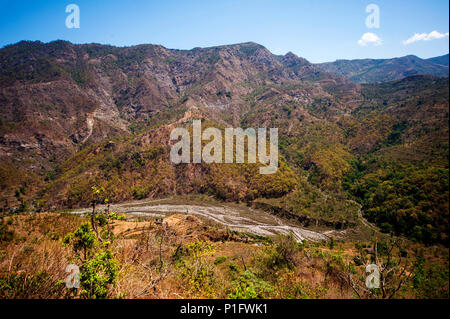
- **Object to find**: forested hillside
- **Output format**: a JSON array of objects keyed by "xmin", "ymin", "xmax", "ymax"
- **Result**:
[{"xmin": 0, "ymin": 41, "xmax": 448, "ymax": 246}]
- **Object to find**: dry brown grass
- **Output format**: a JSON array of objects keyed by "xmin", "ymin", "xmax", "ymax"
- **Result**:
[
  {"xmin": 1, "ymin": 213, "xmax": 447, "ymax": 299},
  {"xmin": 0, "ymin": 212, "xmax": 370, "ymax": 299},
  {"xmin": 0, "ymin": 213, "xmax": 82, "ymax": 298}
]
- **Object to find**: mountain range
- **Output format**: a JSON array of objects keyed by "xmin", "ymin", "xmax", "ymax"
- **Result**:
[
  {"xmin": 0, "ymin": 40, "xmax": 448, "ymax": 245},
  {"xmin": 316, "ymin": 54, "xmax": 449, "ymax": 83}
]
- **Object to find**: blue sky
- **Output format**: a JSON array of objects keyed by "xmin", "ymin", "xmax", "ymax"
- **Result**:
[{"xmin": 0, "ymin": 0, "xmax": 448, "ymax": 63}]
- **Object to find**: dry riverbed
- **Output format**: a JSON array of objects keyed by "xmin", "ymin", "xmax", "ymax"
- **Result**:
[{"xmin": 68, "ymin": 198, "xmax": 330, "ymax": 242}]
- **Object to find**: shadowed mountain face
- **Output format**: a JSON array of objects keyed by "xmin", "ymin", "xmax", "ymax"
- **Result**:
[
  {"xmin": 427, "ymin": 54, "xmax": 449, "ymax": 66},
  {"xmin": 0, "ymin": 40, "xmax": 448, "ymax": 244},
  {"xmin": 316, "ymin": 54, "xmax": 449, "ymax": 83}
]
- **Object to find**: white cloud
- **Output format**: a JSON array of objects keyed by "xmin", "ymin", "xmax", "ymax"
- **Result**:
[
  {"xmin": 403, "ymin": 31, "xmax": 449, "ymax": 45},
  {"xmin": 358, "ymin": 32, "xmax": 382, "ymax": 46}
]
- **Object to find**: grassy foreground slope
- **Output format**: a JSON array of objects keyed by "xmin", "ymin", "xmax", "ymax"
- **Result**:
[{"xmin": 1, "ymin": 212, "xmax": 448, "ymax": 299}]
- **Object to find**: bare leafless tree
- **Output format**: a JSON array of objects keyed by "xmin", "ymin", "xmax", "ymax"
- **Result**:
[{"xmin": 342, "ymin": 238, "xmax": 413, "ymax": 299}]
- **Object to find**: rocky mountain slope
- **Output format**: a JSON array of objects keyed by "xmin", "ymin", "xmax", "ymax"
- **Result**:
[
  {"xmin": 0, "ymin": 40, "xmax": 354, "ymax": 169},
  {"xmin": 427, "ymin": 54, "xmax": 449, "ymax": 66},
  {"xmin": 316, "ymin": 54, "xmax": 449, "ymax": 83}
]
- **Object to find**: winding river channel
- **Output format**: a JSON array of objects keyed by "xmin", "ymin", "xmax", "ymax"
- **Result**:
[{"xmin": 69, "ymin": 199, "xmax": 329, "ymax": 242}]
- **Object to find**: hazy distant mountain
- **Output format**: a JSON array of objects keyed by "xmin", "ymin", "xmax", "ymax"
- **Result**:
[
  {"xmin": 316, "ymin": 54, "xmax": 449, "ymax": 83},
  {"xmin": 427, "ymin": 53, "xmax": 449, "ymax": 66}
]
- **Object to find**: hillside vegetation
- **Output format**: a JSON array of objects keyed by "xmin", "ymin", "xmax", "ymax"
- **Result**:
[
  {"xmin": 316, "ymin": 54, "xmax": 449, "ymax": 83},
  {"xmin": 1, "ymin": 212, "xmax": 448, "ymax": 299},
  {"xmin": 0, "ymin": 41, "xmax": 448, "ymax": 247}
]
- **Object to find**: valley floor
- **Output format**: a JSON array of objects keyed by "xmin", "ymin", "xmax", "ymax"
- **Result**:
[
  {"xmin": 0, "ymin": 200, "xmax": 448, "ymax": 299},
  {"xmin": 68, "ymin": 197, "xmax": 331, "ymax": 242}
]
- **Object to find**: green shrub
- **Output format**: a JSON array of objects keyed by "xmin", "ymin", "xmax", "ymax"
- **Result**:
[
  {"xmin": 259, "ymin": 234, "xmax": 299, "ymax": 271},
  {"xmin": 227, "ymin": 270, "xmax": 273, "ymax": 299},
  {"xmin": 0, "ymin": 222, "xmax": 14, "ymax": 243},
  {"xmin": 0, "ymin": 271, "xmax": 62, "ymax": 299},
  {"xmin": 214, "ymin": 256, "xmax": 227, "ymax": 265},
  {"xmin": 80, "ymin": 249, "xmax": 118, "ymax": 299},
  {"xmin": 179, "ymin": 241, "xmax": 216, "ymax": 297},
  {"xmin": 63, "ymin": 222, "xmax": 96, "ymax": 260}
]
